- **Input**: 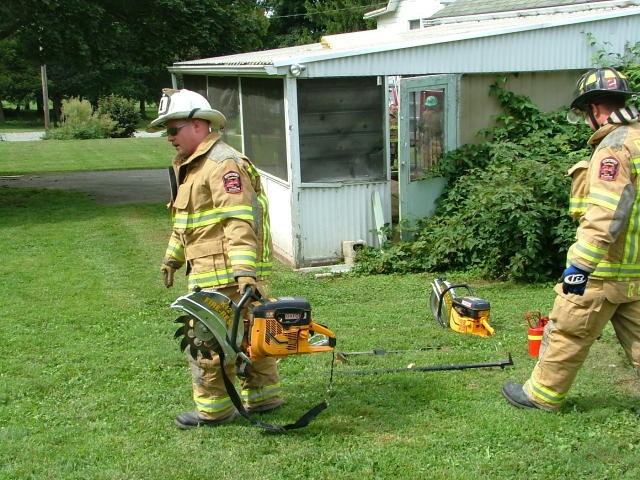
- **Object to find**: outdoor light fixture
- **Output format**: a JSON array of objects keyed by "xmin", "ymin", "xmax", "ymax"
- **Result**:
[{"xmin": 290, "ymin": 64, "xmax": 306, "ymax": 76}]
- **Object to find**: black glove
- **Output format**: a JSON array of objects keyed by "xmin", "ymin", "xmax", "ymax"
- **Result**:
[{"xmin": 559, "ymin": 265, "xmax": 589, "ymax": 296}]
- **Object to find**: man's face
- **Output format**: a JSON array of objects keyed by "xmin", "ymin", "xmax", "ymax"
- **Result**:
[{"xmin": 166, "ymin": 119, "xmax": 199, "ymax": 157}]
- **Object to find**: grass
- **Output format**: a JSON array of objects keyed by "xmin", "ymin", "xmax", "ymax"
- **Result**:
[
  {"xmin": 0, "ymin": 187, "xmax": 639, "ymax": 480},
  {"xmin": 0, "ymin": 137, "xmax": 173, "ymax": 174}
]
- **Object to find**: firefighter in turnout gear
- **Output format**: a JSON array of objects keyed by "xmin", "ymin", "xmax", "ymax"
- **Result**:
[
  {"xmin": 503, "ymin": 67, "xmax": 640, "ymax": 411},
  {"xmin": 148, "ymin": 89, "xmax": 283, "ymax": 429}
]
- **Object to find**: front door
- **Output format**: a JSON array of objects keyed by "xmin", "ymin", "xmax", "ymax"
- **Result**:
[{"xmin": 398, "ymin": 75, "xmax": 458, "ymax": 239}]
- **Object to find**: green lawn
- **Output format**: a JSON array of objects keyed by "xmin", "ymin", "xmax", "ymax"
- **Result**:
[
  {"xmin": 0, "ymin": 137, "xmax": 172, "ymax": 174},
  {"xmin": 0, "ymin": 187, "xmax": 638, "ymax": 480}
]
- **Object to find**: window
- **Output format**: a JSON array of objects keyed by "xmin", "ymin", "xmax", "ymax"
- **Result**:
[
  {"xmin": 409, "ymin": 19, "xmax": 421, "ymax": 30},
  {"xmin": 241, "ymin": 78, "xmax": 288, "ymax": 181},
  {"xmin": 298, "ymin": 77, "xmax": 384, "ymax": 183},
  {"xmin": 207, "ymin": 77, "xmax": 242, "ymax": 151},
  {"xmin": 409, "ymin": 89, "xmax": 445, "ymax": 179}
]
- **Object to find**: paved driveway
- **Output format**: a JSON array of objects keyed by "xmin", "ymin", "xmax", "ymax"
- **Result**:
[
  {"xmin": 1, "ymin": 130, "xmax": 169, "ymax": 205},
  {"xmin": 0, "ymin": 169, "xmax": 169, "ymax": 205}
]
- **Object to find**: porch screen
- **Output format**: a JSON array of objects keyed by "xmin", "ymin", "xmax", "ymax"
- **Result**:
[
  {"xmin": 207, "ymin": 76, "xmax": 242, "ymax": 151},
  {"xmin": 241, "ymin": 77, "xmax": 288, "ymax": 181},
  {"xmin": 298, "ymin": 77, "xmax": 384, "ymax": 183}
]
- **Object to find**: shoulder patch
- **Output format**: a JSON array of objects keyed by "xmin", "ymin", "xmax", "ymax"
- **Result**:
[
  {"xmin": 598, "ymin": 157, "xmax": 619, "ymax": 181},
  {"xmin": 223, "ymin": 171, "xmax": 242, "ymax": 194}
]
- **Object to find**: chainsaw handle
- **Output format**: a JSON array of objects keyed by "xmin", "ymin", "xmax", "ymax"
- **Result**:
[{"xmin": 229, "ymin": 286, "xmax": 261, "ymax": 353}]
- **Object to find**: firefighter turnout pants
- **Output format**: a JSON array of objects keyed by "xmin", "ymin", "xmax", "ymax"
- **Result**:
[
  {"xmin": 524, "ymin": 278, "xmax": 640, "ymax": 410},
  {"xmin": 187, "ymin": 286, "xmax": 282, "ymax": 421}
]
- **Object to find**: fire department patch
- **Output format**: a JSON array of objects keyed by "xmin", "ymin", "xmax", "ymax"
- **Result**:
[
  {"xmin": 223, "ymin": 171, "xmax": 242, "ymax": 193},
  {"xmin": 598, "ymin": 157, "xmax": 619, "ymax": 181}
]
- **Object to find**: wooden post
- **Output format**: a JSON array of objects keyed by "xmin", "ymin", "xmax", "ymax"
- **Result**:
[{"xmin": 40, "ymin": 64, "xmax": 50, "ymax": 130}]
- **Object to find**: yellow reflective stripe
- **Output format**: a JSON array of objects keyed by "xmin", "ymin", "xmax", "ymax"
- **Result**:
[
  {"xmin": 257, "ymin": 192, "xmax": 271, "ymax": 262},
  {"xmin": 229, "ymin": 250, "xmax": 257, "ymax": 268},
  {"xmin": 588, "ymin": 187, "xmax": 620, "ymax": 211},
  {"xmin": 194, "ymin": 394, "xmax": 234, "ymax": 413},
  {"xmin": 174, "ymin": 205, "xmax": 254, "ymax": 229},
  {"xmin": 526, "ymin": 378, "xmax": 566, "ymax": 405},
  {"xmin": 257, "ymin": 261, "xmax": 273, "ymax": 277},
  {"xmin": 622, "ymin": 192, "xmax": 640, "ymax": 265},
  {"xmin": 572, "ymin": 239, "xmax": 607, "ymax": 264},
  {"xmin": 241, "ymin": 383, "xmax": 282, "ymax": 404},
  {"xmin": 165, "ymin": 239, "xmax": 185, "ymax": 263},
  {"xmin": 593, "ymin": 262, "xmax": 640, "ymax": 278},
  {"xmin": 188, "ymin": 268, "xmax": 235, "ymax": 290},
  {"xmin": 569, "ymin": 196, "xmax": 587, "ymax": 215}
]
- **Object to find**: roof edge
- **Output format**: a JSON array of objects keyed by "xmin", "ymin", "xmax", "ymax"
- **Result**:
[
  {"xmin": 426, "ymin": 0, "xmax": 640, "ymax": 25},
  {"xmin": 363, "ymin": 0, "xmax": 400, "ymax": 20}
]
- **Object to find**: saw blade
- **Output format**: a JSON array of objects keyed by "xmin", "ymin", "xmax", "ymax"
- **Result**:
[{"xmin": 174, "ymin": 314, "xmax": 219, "ymax": 361}]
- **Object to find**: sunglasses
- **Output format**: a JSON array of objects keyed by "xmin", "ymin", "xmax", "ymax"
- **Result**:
[{"xmin": 166, "ymin": 122, "xmax": 191, "ymax": 136}]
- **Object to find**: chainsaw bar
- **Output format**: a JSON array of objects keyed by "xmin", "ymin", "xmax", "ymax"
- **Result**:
[
  {"xmin": 336, "ymin": 346, "xmax": 443, "ymax": 363},
  {"xmin": 337, "ymin": 353, "xmax": 513, "ymax": 375}
]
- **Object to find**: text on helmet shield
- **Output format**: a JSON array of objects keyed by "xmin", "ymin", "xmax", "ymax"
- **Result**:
[{"xmin": 158, "ymin": 94, "xmax": 171, "ymax": 115}]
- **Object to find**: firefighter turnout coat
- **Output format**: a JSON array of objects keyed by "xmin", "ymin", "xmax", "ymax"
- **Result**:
[
  {"xmin": 525, "ymin": 106, "xmax": 640, "ymax": 410},
  {"xmin": 162, "ymin": 132, "xmax": 272, "ymax": 291},
  {"xmin": 567, "ymin": 108, "xmax": 640, "ymax": 281}
]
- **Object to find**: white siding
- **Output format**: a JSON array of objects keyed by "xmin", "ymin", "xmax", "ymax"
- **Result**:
[
  {"xmin": 296, "ymin": 182, "xmax": 390, "ymax": 265},
  {"xmin": 376, "ymin": 0, "xmax": 445, "ymax": 31},
  {"xmin": 261, "ymin": 176, "xmax": 294, "ymax": 264}
]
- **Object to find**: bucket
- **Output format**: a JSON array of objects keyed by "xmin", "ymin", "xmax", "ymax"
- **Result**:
[{"xmin": 526, "ymin": 311, "xmax": 549, "ymax": 358}]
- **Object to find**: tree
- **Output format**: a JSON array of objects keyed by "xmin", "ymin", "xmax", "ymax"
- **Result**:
[
  {"xmin": 260, "ymin": 0, "xmax": 376, "ymax": 48},
  {"xmin": 0, "ymin": 0, "xmax": 269, "ymax": 120}
]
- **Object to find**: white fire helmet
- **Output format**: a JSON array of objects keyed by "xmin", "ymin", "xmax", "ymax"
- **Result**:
[{"xmin": 146, "ymin": 88, "xmax": 226, "ymax": 132}]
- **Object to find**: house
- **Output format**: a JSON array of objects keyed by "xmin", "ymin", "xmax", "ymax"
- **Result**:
[{"xmin": 166, "ymin": 0, "xmax": 640, "ymax": 268}]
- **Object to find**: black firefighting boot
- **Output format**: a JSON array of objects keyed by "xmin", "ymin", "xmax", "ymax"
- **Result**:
[
  {"xmin": 502, "ymin": 382, "xmax": 552, "ymax": 411},
  {"xmin": 174, "ymin": 410, "xmax": 238, "ymax": 430}
]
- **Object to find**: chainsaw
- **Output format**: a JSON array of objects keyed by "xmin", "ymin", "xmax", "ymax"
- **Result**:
[
  {"xmin": 170, "ymin": 287, "xmax": 337, "ymax": 432},
  {"xmin": 429, "ymin": 278, "xmax": 495, "ymax": 337}
]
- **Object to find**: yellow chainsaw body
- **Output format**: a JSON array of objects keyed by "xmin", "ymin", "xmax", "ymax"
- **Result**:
[
  {"xmin": 430, "ymin": 278, "xmax": 495, "ymax": 337},
  {"xmin": 247, "ymin": 297, "xmax": 336, "ymax": 361}
]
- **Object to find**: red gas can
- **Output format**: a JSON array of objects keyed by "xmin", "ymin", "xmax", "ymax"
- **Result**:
[{"xmin": 526, "ymin": 311, "xmax": 549, "ymax": 358}]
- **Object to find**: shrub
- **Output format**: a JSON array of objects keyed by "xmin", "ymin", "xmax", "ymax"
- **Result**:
[
  {"xmin": 44, "ymin": 97, "xmax": 116, "ymax": 140},
  {"xmin": 97, "ymin": 94, "xmax": 140, "ymax": 138},
  {"xmin": 354, "ymin": 79, "xmax": 592, "ymax": 282}
]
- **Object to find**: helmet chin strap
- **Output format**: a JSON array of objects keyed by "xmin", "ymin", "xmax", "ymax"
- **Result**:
[{"xmin": 587, "ymin": 104, "xmax": 600, "ymax": 129}]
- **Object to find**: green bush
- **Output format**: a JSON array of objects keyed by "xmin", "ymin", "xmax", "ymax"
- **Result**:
[
  {"xmin": 44, "ymin": 97, "xmax": 116, "ymax": 140},
  {"xmin": 354, "ymin": 80, "xmax": 592, "ymax": 282},
  {"xmin": 97, "ymin": 94, "xmax": 140, "ymax": 138}
]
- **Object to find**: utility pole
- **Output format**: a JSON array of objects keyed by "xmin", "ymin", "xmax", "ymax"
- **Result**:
[{"xmin": 40, "ymin": 63, "xmax": 50, "ymax": 130}]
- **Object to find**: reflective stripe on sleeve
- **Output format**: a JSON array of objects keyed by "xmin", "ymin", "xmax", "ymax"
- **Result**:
[
  {"xmin": 165, "ymin": 239, "xmax": 185, "ymax": 263},
  {"xmin": 229, "ymin": 249, "xmax": 257, "ymax": 268},
  {"xmin": 571, "ymin": 239, "xmax": 607, "ymax": 265},
  {"xmin": 588, "ymin": 187, "xmax": 620, "ymax": 211}
]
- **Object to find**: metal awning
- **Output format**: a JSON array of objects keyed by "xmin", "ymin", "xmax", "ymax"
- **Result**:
[{"xmin": 168, "ymin": 4, "xmax": 640, "ymax": 77}]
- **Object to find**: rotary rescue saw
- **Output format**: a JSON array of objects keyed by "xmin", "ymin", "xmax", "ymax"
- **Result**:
[
  {"xmin": 171, "ymin": 287, "xmax": 336, "ymax": 432},
  {"xmin": 429, "ymin": 278, "xmax": 495, "ymax": 337}
]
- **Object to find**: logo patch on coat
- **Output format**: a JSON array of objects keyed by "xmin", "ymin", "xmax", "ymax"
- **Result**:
[
  {"xmin": 223, "ymin": 171, "xmax": 242, "ymax": 193},
  {"xmin": 598, "ymin": 157, "xmax": 619, "ymax": 181}
]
